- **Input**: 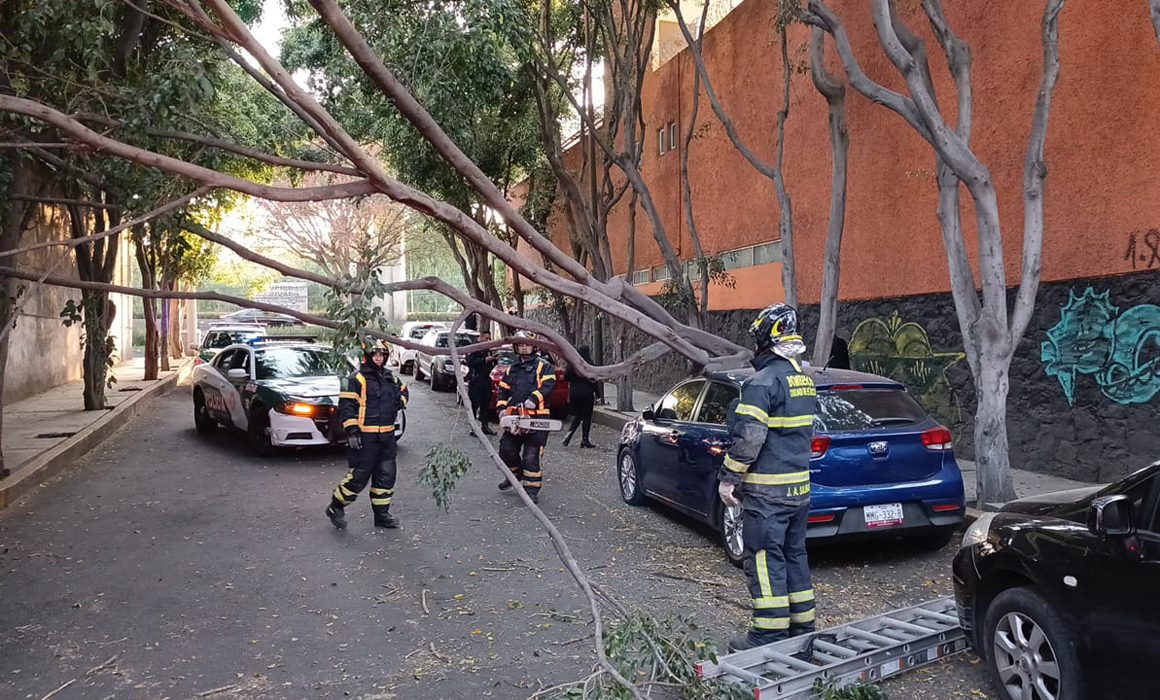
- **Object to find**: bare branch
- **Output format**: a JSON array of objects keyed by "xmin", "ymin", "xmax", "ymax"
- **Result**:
[
  {"xmin": 680, "ymin": 0, "xmax": 713, "ymax": 322},
  {"xmin": 0, "ymin": 96, "xmax": 376, "ymax": 202},
  {"xmin": 1010, "ymin": 0, "xmax": 1066, "ymax": 345},
  {"xmin": 1150, "ymin": 0, "xmax": 1160, "ymax": 46},
  {"xmin": 7, "ymin": 195, "xmax": 119, "ymax": 210}
]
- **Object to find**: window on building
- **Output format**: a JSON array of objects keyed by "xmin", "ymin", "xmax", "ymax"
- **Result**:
[
  {"xmin": 652, "ymin": 265, "xmax": 671, "ymax": 282},
  {"xmin": 754, "ymin": 241, "xmax": 784, "ymax": 265},
  {"xmin": 669, "ymin": 122, "xmax": 679, "ymax": 150},
  {"xmin": 720, "ymin": 247, "xmax": 754, "ymax": 270},
  {"xmin": 630, "ymin": 269, "xmax": 651, "ymax": 285},
  {"xmin": 657, "ymin": 127, "xmax": 666, "ymax": 155}
]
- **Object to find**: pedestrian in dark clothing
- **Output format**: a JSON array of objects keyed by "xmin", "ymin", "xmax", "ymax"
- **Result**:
[
  {"xmin": 466, "ymin": 330, "xmax": 497, "ymax": 435},
  {"xmin": 828, "ymin": 336, "xmax": 850, "ymax": 370},
  {"xmin": 562, "ymin": 345, "xmax": 597, "ymax": 448},
  {"xmin": 325, "ymin": 338, "xmax": 409, "ymax": 531}
]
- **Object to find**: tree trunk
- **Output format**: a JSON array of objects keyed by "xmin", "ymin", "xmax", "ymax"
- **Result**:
[
  {"xmin": 168, "ymin": 297, "xmax": 184, "ymax": 360},
  {"xmin": 134, "ymin": 237, "xmax": 159, "ymax": 380},
  {"xmin": 159, "ymin": 288, "xmax": 171, "ymax": 372},
  {"xmin": 974, "ymin": 356, "xmax": 1018, "ymax": 507},
  {"xmin": 810, "ymin": 28, "xmax": 849, "ymax": 366},
  {"xmin": 774, "ymin": 29, "xmax": 798, "ymax": 308},
  {"xmin": 81, "ymin": 290, "xmax": 110, "ymax": 410},
  {"xmin": 0, "ymin": 155, "xmax": 33, "ymax": 478}
]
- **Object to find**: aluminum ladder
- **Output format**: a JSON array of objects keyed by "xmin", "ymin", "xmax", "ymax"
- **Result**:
[{"xmin": 695, "ymin": 596, "xmax": 968, "ymax": 699}]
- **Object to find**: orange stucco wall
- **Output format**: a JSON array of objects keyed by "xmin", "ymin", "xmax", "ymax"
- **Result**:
[{"xmin": 543, "ymin": 0, "xmax": 1160, "ymax": 306}]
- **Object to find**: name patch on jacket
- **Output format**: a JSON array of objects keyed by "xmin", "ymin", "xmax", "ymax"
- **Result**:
[{"xmin": 787, "ymin": 374, "xmax": 816, "ymax": 398}]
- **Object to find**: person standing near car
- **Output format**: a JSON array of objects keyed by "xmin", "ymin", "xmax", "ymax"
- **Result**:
[
  {"xmin": 466, "ymin": 330, "xmax": 497, "ymax": 435},
  {"xmin": 719, "ymin": 304, "xmax": 817, "ymax": 651},
  {"xmin": 562, "ymin": 345, "xmax": 597, "ymax": 448},
  {"xmin": 495, "ymin": 331, "xmax": 555, "ymax": 504},
  {"xmin": 326, "ymin": 338, "xmax": 410, "ymax": 530}
]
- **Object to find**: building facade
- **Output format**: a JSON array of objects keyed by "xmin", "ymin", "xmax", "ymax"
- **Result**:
[{"xmin": 538, "ymin": 0, "xmax": 1160, "ymax": 482}]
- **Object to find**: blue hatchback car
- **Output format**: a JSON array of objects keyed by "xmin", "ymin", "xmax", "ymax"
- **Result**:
[{"xmin": 616, "ymin": 367, "xmax": 966, "ymax": 566}]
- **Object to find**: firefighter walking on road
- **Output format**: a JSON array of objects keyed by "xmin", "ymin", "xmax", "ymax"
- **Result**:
[
  {"xmin": 326, "ymin": 338, "xmax": 410, "ymax": 530},
  {"xmin": 720, "ymin": 304, "xmax": 818, "ymax": 651},
  {"xmin": 495, "ymin": 331, "xmax": 556, "ymax": 504}
]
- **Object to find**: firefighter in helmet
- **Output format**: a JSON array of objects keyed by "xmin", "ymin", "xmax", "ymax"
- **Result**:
[
  {"xmin": 720, "ymin": 303, "xmax": 817, "ymax": 650},
  {"xmin": 325, "ymin": 336, "xmax": 409, "ymax": 530},
  {"xmin": 495, "ymin": 330, "xmax": 556, "ymax": 504}
]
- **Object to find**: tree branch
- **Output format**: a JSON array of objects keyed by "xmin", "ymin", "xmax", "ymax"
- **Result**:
[
  {"xmin": 1150, "ymin": 0, "xmax": 1160, "ymax": 46},
  {"xmin": 1010, "ymin": 0, "xmax": 1066, "ymax": 346}
]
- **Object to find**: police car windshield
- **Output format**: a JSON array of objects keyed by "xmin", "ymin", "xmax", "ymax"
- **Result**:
[
  {"xmin": 434, "ymin": 332, "xmax": 477, "ymax": 348},
  {"xmin": 255, "ymin": 347, "xmax": 342, "ymax": 380},
  {"xmin": 814, "ymin": 389, "xmax": 927, "ymax": 432},
  {"xmin": 206, "ymin": 331, "xmax": 261, "ymax": 349}
]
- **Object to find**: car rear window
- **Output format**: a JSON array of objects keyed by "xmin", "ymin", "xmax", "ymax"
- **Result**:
[
  {"xmin": 814, "ymin": 388, "xmax": 929, "ymax": 432},
  {"xmin": 205, "ymin": 330, "xmax": 261, "ymax": 349},
  {"xmin": 409, "ymin": 326, "xmax": 433, "ymax": 339}
]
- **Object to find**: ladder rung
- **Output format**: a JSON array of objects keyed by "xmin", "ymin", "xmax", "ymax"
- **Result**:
[
  {"xmin": 914, "ymin": 609, "xmax": 959, "ymax": 625},
  {"xmin": 762, "ymin": 650, "xmax": 819, "ymax": 673},
  {"xmin": 812, "ymin": 651, "xmax": 845, "ymax": 664},
  {"xmin": 719, "ymin": 661, "xmax": 770, "ymax": 686},
  {"xmin": 813, "ymin": 640, "xmax": 858, "ymax": 658},
  {"xmin": 883, "ymin": 618, "xmax": 941, "ymax": 636},
  {"xmin": 844, "ymin": 627, "xmax": 898, "ymax": 647}
]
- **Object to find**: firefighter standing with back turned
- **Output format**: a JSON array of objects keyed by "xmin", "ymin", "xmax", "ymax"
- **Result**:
[
  {"xmin": 720, "ymin": 304, "xmax": 818, "ymax": 651},
  {"xmin": 495, "ymin": 331, "xmax": 556, "ymax": 504},
  {"xmin": 325, "ymin": 338, "xmax": 410, "ymax": 530}
]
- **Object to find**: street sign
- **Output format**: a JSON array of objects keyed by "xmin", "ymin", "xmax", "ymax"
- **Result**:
[{"xmin": 254, "ymin": 281, "xmax": 310, "ymax": 312}]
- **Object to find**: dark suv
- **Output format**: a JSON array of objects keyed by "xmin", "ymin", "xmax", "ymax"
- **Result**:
[{"xmin": 953, "ymin": 461, "xmax": 1160, "ymax": 700}]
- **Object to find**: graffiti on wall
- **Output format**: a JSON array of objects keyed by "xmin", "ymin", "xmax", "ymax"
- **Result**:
[
  {"xmin": 848, "ymin": 312, "xmax": 966, "ymax": 426},
  {"xmin": 1041, "ymin": 287, "xmax": 1160, "ymax": 406}
]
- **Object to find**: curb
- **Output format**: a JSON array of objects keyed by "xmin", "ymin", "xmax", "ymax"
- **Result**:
[
  {"xmin": 0, "ymin": 371, "xmax": 181, "ymax": 511},
  {"xmin": 592, "ymin": 406, "xmax": 632, "ymax": 431}
]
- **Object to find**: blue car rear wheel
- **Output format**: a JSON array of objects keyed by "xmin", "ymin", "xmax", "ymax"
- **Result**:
[{"xmin": 618, "ymin": 449, "xmax": 646, "ymax": 505}]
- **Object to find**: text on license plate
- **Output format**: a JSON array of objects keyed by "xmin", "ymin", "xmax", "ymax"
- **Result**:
[{"xmin": 864, "ymin": 502, "xmax": 904, "ymax": 528}]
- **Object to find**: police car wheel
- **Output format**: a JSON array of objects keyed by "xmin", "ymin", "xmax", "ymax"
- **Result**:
[
  {"xmin": 717, "ymin": 502, "xmax": 745, "ymax": 569},
  {"xmin": 193, "ymin": 388, "xmax": 217, "ymax": 433},
  {"xmin": 248, "ymin": 407, "xmax": 275, "ymax": 456}
]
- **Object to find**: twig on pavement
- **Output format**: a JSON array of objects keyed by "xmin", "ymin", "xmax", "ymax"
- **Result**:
[
  {"xmin": 421, "ymin": 588, "xmax": 430, "ymax": 615},
  {"xmin": 86, "ymin": 655, "xmax": 118, "ymax": 675},
  {"xmin": 196, "ymin": 685, "xmax": 238, "ymax": 697},
  {"xmin": 650, "ymin": 571, "xmax": 729, "ymax": 587},
  {"xmin": 39, "ymin": 679, "xmax": 76, "ymax": 700}
]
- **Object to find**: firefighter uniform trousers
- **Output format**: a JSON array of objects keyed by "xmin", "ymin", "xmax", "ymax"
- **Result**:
[
  {"xmin": 498, "ymin": 430, "xmax": 548, "ymax": 496},
  {"xmin": 744, "ymin": 496, "xmax": 815, "ymax": 641},
  {"xmin": 333, "ymin": 432, "xmax": 398, "ymax": 520}
]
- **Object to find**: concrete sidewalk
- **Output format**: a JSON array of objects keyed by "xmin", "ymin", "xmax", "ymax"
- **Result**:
[
  {"xmin": 593, "ymin": 382, "xmax": 1103, "ymax": 507},
  {"xmin": 0, "ymin": 356, "xmax": 185, "ymax": 508}
]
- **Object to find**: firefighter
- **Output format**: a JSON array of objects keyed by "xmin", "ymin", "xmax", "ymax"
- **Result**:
[
  {"xmin": 325, "ymin": 337, "xmax": 410, "ymax": 530},
  {"xmin": 720, "ymin": 303, "xmax": 817, "ymax": 651},
  {"xmin": 465, "ymin": 329, "xmax": 497, "ymax": 435},
  {"xmin": 495, "ymin": 330, "xmax": 556, "ymax": 504}
]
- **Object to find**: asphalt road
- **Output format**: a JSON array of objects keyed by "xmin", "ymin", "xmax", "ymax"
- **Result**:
[{"xmin": 0, "ymin": 380, "xmax": 993, "ymax": 700}]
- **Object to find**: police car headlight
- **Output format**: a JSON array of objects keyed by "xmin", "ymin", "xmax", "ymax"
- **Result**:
[{"xmin": 961, "ymin": 512, "xmax": 996, "ymax": 548}]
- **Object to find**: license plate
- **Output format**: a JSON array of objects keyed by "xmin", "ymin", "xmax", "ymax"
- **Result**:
[{"xmin": 864, "ymin": 502, "xmax": 904, "ymax": 528}]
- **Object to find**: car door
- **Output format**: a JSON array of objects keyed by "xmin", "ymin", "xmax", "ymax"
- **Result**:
[
  {"xmin": 637, "ymin": 380, "xmax": 706, "ymax": 504},
  {"xmin": 1080, "ymin": 473, "xmax": 1160, "ymax": 695},
  {"xmin": 201, "ymin": 348, "xmax": 238, "ymax": 424},
  {"xmin": 678, "ymin": 381, "xmax": 740, "ymax": 518},
  {"xmin": 221, "ymin": 347, "xmax": 253, "ymax": 429}
]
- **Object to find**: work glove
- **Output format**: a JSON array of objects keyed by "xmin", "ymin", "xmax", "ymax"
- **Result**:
[
  {"xmin": 718, "ymin": 481, "xmax": 740, "ymax": 508},
  {"xmin": 346, "ymin": 431, "xmax": 363, "ymax": 451},
  {"xmin": 522, "ymin": 398, "xmax": 538, "ymax": 410}
]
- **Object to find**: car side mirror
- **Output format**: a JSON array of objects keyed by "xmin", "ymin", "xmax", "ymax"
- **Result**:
[
  {"xmin": 188, "ymin": 343, "xmax": 199, "ymax": 353},
  {"xmin": 641, "ymin": 405, "xmax": 655, "ymax": 421},
  {"xmin": 1088, "ymin": 495, "xmax": 1135, "ymax": 538},
  {"xmin": 227, "ymin": 368, "xmax": 249, "ymax": 380}
]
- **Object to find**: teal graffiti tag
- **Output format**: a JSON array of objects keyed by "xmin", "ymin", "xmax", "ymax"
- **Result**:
[{"xmin": 1041, "ymin": 287, "xmax": 1160, "ymax": 406}]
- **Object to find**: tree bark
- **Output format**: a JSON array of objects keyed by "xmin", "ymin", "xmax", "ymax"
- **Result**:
[
  {"xmin": 809, "ymin": 28, "xmax": 849, "ymax": 367},
  {"xmin": 134, "ymin": 236, "xmax": 159, "ymax": 380},
  {"xmin": 975, "ymin": 356, "xmax": 1017, "ymax": 508},
  {"xmin": 774, "ymin": 30, "xmax": 797, "ymax": 309},
  {"xmin": 681, "ymin": 0, "xmax": 713, "ymax": 326},
  {"xmin": 1149, "ymin": 0, "xmax": 1160, "ymax": 46},
  {"xmin": 80, "ymin": 289, "xmax": 111, "ymax": 411}
]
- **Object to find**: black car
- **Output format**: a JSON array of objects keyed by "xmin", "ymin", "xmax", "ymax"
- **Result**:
[
  {"xmin": 953, "ymin": 461, "xmax": 1160, "ymax": 700},
  {"xmin": 413, "ymin": 328, "xmax": 478, "ymax": 391}
]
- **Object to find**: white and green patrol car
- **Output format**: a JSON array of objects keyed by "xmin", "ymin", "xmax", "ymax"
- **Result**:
[{"xmin": 191, "ymin": 342, "xmax": 406, "ymax": 453}]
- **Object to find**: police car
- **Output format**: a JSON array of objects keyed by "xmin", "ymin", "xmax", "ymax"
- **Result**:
[{"xmin": 191, "ymin": 341, "xmax": 406, "ymax": 453}]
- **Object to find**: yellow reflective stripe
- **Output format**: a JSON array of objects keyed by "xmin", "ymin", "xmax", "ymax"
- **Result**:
[
  {"xmin": 752, "ymin": 617, "xmax": 790, "ymax": 630},
  {"xmin": 735, "ymin": 403, "xmax": 770, "ymax": 423},
  {"xmin": 756, "ymin": 550, "xmax": 773, "ymax": 599},
  {"xmin": 724, "ymin": 455, "xmax": 750, "ymax": 474},
  {"xmin": 766, "ymin": 415, "xmax": 814, "ymax": 428},
  {"xmin": 788, "ymin": 355, "xmax": 803, "ymax": 371},
  {"xmin": 338, "ymin": 392, "xmax": 360, "ymax": 400},
  {"xmin": 743, "ymin": 470, "xmax": 811, "ymax": 485},
  {"xmin": 369, "ymin": 488, "xmax": 392, "ymax": 495},
  {"xmin": 790, "ymin": 610, "xmax": 816, "ymax": 624},
  {"xmin": 752, "ymin": 596, "xmax": 788, "ymax": 609},
  {"xmin": 498, "ymin": 381, "xmax": 511, "ymax": 389},
  {"xmin": 362, "ymin": 425, "xmax": 394, "ymax": 433},
  {"xmin": 370, "ymin": 497, "xmax": 392, "ymax": 506},
  {"xmin": 338, "ymin": 484, "xmax": 356, "ymax": 498},
  {"xmin": 788, "ymin": 589, "xmax": 815, "ymax": 604},
  {"xmin": 356, "ymin": 374, "xmax": 368, "ymax": 429},
  {"xmin": 342, "ymin": 419, "xmax": 359, "ymax": 429}
]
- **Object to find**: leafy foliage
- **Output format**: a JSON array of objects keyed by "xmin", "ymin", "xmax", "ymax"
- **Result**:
[
  {"xmin": 418, "ymin": 444, "xmax": 472, "ymax": 512},
  {"xmin": 813, "ymin": 680, "xmax": 889, "ymax": 700},
  {"xmin": 656, "ymin": 255, "xmax": 736, "ymax": 314}
]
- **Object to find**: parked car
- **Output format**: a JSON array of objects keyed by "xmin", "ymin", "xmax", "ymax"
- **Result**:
[
  {"xmin": 195, "ymin": 324, "xmax": 265, "ymax": 364},
  {"xmin": 488, "ymin": 348, "xmax": 570, "ymax": 417},
  {"xmin": 413, "ymin": 329, "xmax": 478, "ymax": 391},
  {"xmin": 616, "ymin": 367, "xmax": 965, "ymax": 566},
  {"xmin": 391, "ymin": 321, "xmax": 445, "ymax": 374},
  {"xmin": 953, "ymin": 461, "xmax": 1160, "ymax": 700},
  {"xmin": 192, "ymin": 342, "xmax": 405, "ymax": 454}
]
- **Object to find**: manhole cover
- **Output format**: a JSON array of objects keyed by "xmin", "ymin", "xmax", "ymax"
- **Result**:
[{"xmin": 36, "ymin": 432, "xmax": 76, "ymax": 439}]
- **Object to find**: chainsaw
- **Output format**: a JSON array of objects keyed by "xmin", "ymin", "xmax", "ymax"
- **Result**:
[{"xmin": 498, "ymin": 406, "xmax": 563, "ymax": 432}]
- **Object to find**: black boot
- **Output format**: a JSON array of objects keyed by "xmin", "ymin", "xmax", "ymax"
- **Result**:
[
  {"xmin": 562, "ymin": 430, "xmax": 574, "ymax": 447},
  {"xmin": 374, "ymin": 511, "xmax": 400, "ymax": 529},
  {"xmin": 325, "ymin": 501, "xmax": 346, "ymax": 530},
  {"xmin": 498, "ymin": 478, "xmax": 515, "ymax": 491},
  {"xmin": 727, "ymin": 633, "xmax": 761, "ymax": 653},
  {"xmin": 482, "ymin": 425, "xmax": 497, "ymax": 436},
  {"xmin": 580, "ymin": 439, "xmax": 595, "ymax": 449}
]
